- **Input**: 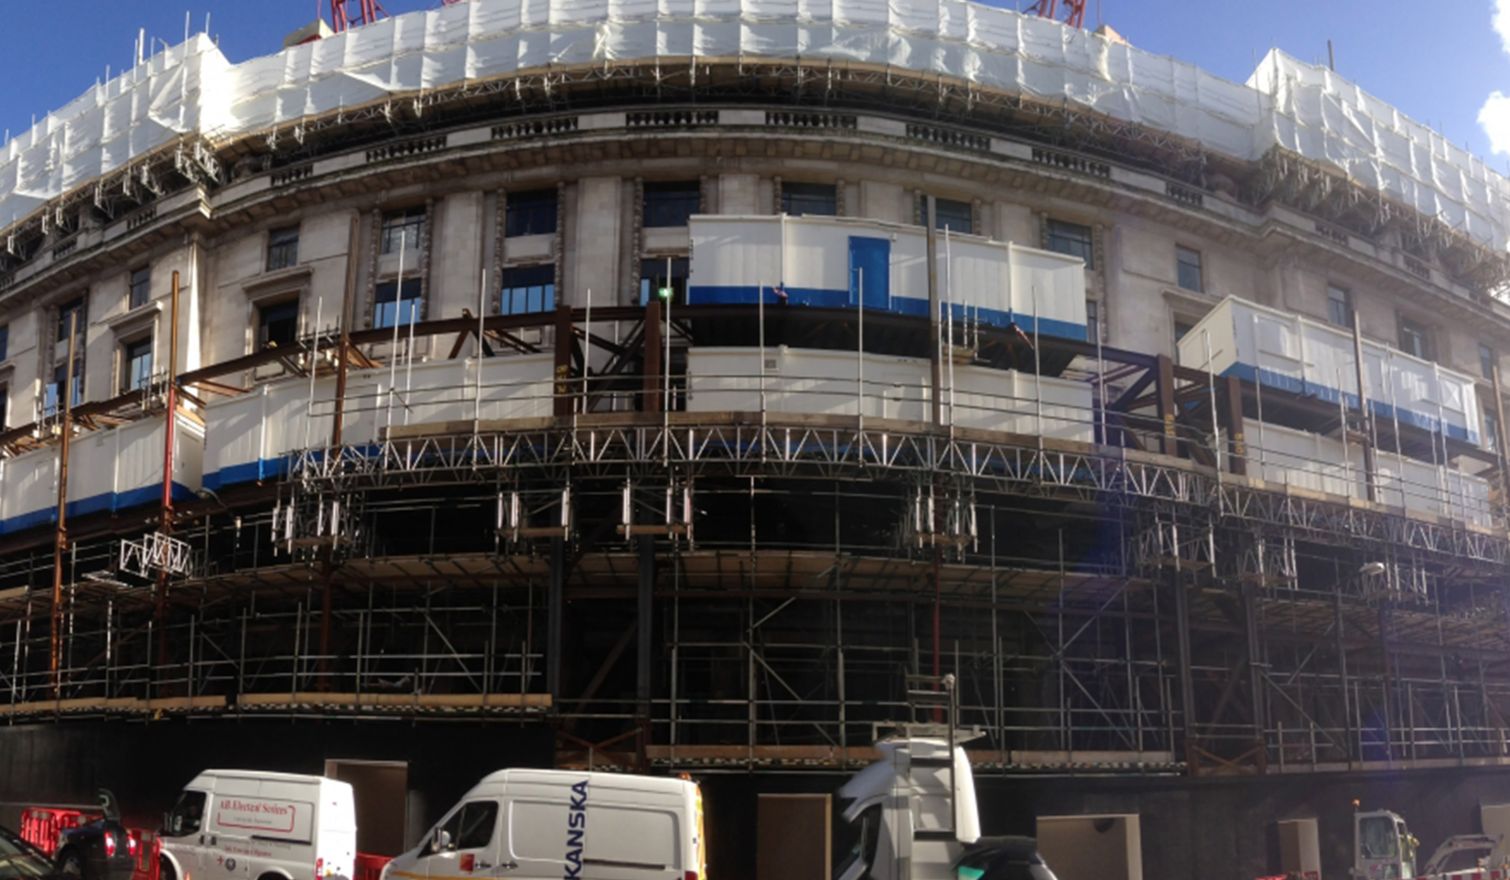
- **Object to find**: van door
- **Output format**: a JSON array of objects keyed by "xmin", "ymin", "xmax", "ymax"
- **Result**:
[
  {"xmin": 419, "ymin": 801, "xmax": 501, "ymax": 880},
  {"xmin": 506, "ymin": 797, "xmax": 682, "ymax": 879},
  {"xmin": 160, "ymin": 789, "xmax": 211, "ymax": 880}
]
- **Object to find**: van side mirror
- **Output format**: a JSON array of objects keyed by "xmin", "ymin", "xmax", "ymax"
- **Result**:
[{"xmin": 433, "ymin": 830, "xmax": 451, "ymax": 852}]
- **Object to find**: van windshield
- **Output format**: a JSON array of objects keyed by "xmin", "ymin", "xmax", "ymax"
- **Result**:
[
  {"xmin": 837, "ymin": 805, "xmax": 881, "ymax": 879},
  {"xmin": 165, "ymin": 790, "xmax": 208, "ymax": 838}
]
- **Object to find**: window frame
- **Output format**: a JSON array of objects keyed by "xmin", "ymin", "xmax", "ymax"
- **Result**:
[
  {"xmin": 933, "ymin": 198, "xmax": 973, "ymax": 235},
  {"xmin": 373, "ymin": 278, "xmax": 424, "ymax": 330},
  {"xmin": 128, "ymin": 266, "xmax": 152, "ymax": 311},
  {"xmin": 256, "ymin": 298, "xmax": 301, "ymax": 351},
  {"xmin": 1397, "ymin": 315, "xmax": 1433, "ymax": 361},
  {"xmin": 642, "ymin": 181, "xmax": 702, "ymax": 229},
  {"xmin": 1045, "ymin": 219, "xmax": 1094, "ymax": 270},
  {"xmin": 1086, "ymin": 299, "xmax": 1100, "ymax": 344},
  {"xmin": 1175, "ymin": 245, "xmax": 1203, "ymax": 293},
  {"xmin": 266, "ymin": 226, "xmax": 301, "ymax": 272},
  {"xmin": 499, "ymin": 265, "xmax": 557, "ymax": 316},
  {"xmin": 1326, "ymin": 284, "xmax": 1354, "ymax": 328},
  {"xmin": 781, "ymin": 182, "xmax": 838, "ymax": 218},
  {"xmin": 380, "ymin": 207, "xmax": 426, "ymax": 256},
  {"xmin": 44, "ymin": 360, "xmax": 84, "ymax": 418},
  {"xmin": 56, "ymin": 298, "xmax": 85, "ymax": 343},
  {"xmin": 1480, "ymin": 342, "xmax": 1497, "ymax": 381},
  {"xmin": 640, "ymin": 257, "xmax": 690, "ymax": 306},
  {"xmin": 121, "ymin": 337, "xmax": 153, "ymax": 394},
  {"xmin": 504, "ymin": 189, "xmax": 559, "ymax": 238}
]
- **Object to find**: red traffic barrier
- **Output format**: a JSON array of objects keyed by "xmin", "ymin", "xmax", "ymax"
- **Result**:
[
  {"xmin": 19, "ymin": 807, "xmax": 101, "ymax": 857},
  {"xmin": 355, "ymin": 853, "xmax": 392, "ymax": 880},
  {"xmin": 128, "ymin": 829, "xmax": 158, "ymax": 880}
]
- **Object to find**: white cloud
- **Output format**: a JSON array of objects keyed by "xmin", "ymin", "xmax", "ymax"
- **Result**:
[
  {"xmin": 1482, "ymin": 1, "xmax": 1510, "ymax": 153},
  {"xmin": 1497, "ymin": 0, "xmax": 1510, "ymax": 55},
  {"xmin": 1481, "ymin": 91, "xmax": 1510, "ymax": 155}
]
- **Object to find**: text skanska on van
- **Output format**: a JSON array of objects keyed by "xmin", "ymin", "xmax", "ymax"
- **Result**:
[
  {"xmin": 220, "ymin": 799, "xmax": 294, "ymax": 816},
  {"xmin": 561, "ymin": 780, "xmax": 589, "ymax": 880}
]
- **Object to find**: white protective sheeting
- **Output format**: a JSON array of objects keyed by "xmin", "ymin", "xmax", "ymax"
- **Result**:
[
  {"xmin": 202, "ymin": 354, "xmax": 553, "ymax": 489},
  {"xmin": 1245, "ymin": 418, "xmax": 1493, "ymax": 529},
  {"xmin": 1180, "ymin": 296, "xmax": 1483, "ymax": 446},
  {"xmin": 688, "ymin": 215, "xmax": 1087, "ymax": 338},
  {"xmin": 685, "ymin": 345, "xmax": 1094, "ymax": 441},
  {"xmin": 3, "ymin": 1, "xmax": 1510, "ymax": 250}
]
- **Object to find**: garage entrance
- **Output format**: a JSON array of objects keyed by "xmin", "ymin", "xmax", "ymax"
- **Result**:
[{"xmin": 325, "ymin": 759, "xmax": 409, "ymax": 856}]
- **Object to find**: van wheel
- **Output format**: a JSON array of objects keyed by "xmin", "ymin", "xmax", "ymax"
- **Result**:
[
  {"xmin": 158, "ymin": 857, "xmax": 176, "ymax": 880},
  {"xmin": 57, "ymin": 849, "xmax": 86, "ymax": 879},
  {"xmin": 257, "ymin": 873, "xmax": 289, "ymax": 880}
]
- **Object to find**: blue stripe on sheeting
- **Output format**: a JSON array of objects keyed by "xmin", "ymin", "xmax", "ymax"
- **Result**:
[
  {"xmin": 1222, "ymin": 363, "xmax": 1480, "ymax": 445},
  {"xmin": 203, "ymin": 456, "xmax": 290, "ymax": 492},
  {"xmin": 3, "ymin": 482, "xmax": 197, "ymax": 536},
  {"xmin": 686, "ymin": 285, "xmax": 1088, "ymax": 342}
]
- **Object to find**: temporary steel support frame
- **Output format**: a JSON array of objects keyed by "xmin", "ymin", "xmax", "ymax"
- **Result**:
[{"xmin": 3, "ymin": 301, "xmax": 1510, "ymax": 778}]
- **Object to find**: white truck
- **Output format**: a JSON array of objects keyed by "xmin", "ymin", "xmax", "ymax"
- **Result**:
[
  {"xmin": 383, "ymin": 768, "xmax": 707, "ymax": 880},
  {"xmin": 1353, "ymin": 809, "xmax": 1510, "ymax": 880},
  {"xmin": 836, "ymin": 730, "xmax": 983, "ymax": 880},
  {"xmin": 158, "ymin": 770, "xmax": 356, "ymax": 880}
]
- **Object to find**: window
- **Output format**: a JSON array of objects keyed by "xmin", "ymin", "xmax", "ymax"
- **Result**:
[
  {"xmin": 374, "ymin": 278, "xmax": 423, "ymax": 329},
  {"xmin": 44, "ymin": 361, "xmax": 83, "ymax": 417},
  {"xmin": 1486, "ymin": 409, "xmax": 1501, "ymax": 454},
  {"xmin": 640, "ymin": 257, "xmax": 689, "ymax": 306},
  {"xmin": 1086, "ymin": 299, "xmax": 1099, "ymax": 343},
  {"xmin": 1398, "ymin": 315, "xmax": 1432, "ymax": 361},
  {"xmin": 122, "ymin": 338, "xmax": 153, "ymax": 393},
  {"xmin": 1045, "ymin": 219, "xmax": 1094, "ymax": 269},
  {"xmin": 642, "ymin": 181, "xmax": 701, "ymax": 228},
  {"xmin": 128, "ymin": 266, "xmax": 151, "ymax": 310},
  {"xmin": 425, "ymin": 801, "xmax": 499, "ymax": 855},
  {"xmin": 1481, "ymin": 343, "xmax": 1497, "ymax": 381},
  {"xmin": 499, "ymin": 265, "xmax": 556, "ymax": 315},
  {"xmin": 1327, "ymin": 284, "xmax": 1353, "ymax": 328},
  {"xmin": 381, "ymin": 208, "xmax": 425, "ymax": 256},
  {"xmin": 505, "ymin": 189, "xmax": 558, "ymax": 238},
  {"xmin": 56, "ymin": 298, "xmax": 85, "ymax": 342},
  {"xmin": 163, "ymin": 791, "xmax": 207, "ymax": 838},
  {"xmin": 933, "ymin": 198, "xmax": 973, "ymax": 234},
  {"xmin": 266, "ymin": 226, "xmax": 300, "ymax": 271},
  {"xmin": 456, "ymin": 802, "xmax": 499, "ymax": 850},
  {"xmin": 257, "ymin": 299, "xmax": 300, "ymax": 349},
  {"xmin": 0, "ymin": 385, "xmax": 7, "ymax": 431},
  {"xmin": 781, "ymin": 183, "xmax": 837, "ymax": 217},
  {"xmin": 0, "ymin": 323, "xmax": 8, "ymax": 361},
  {"xmin": 1175, "ymin": 246, "xmax": 1203, "ymax": 293},
  {"xmin": 1173, "ymin": 317, "xmax": 1195, "ymax": 357}
]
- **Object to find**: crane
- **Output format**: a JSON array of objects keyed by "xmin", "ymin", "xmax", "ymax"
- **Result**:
[
  {"xmin": 329, "ymin": 0, "xmax": 386, "ymax": 33},
  {"xmin": 1027, "ymin": 0, "xmax": 1087, "ymax": 29}
]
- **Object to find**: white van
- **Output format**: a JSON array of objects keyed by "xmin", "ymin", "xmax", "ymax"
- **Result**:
[
  {"xmin": 158, "ymin": 770, "xmax": 357, "ymax": 880},
  {"xmin": 383, "ymin": 769, "xmax": 705, "ymax": 880}
]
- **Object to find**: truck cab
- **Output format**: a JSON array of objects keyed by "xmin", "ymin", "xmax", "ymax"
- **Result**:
[
  {"xmin": 1353, "ymin": 810, "xmax": 1418, "ymax": 880},
  {"xmin": 836, "ymin": 732, "xmax": 981, "ymax": 880}
]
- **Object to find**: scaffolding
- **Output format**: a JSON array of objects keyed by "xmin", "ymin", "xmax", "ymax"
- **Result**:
[{"xmin": 0, "ymin": 293, "xmax": 1505, "ymax": 783}]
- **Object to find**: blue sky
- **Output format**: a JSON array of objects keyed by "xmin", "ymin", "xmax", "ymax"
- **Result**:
[{"xmin": 1, "ymin": 1, "xmax": 1508, "ymax": 167}]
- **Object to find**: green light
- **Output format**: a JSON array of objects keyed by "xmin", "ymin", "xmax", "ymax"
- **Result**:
[{"xmin": 658, "ymin": 286, "xmax": 673, "ymax": 300}]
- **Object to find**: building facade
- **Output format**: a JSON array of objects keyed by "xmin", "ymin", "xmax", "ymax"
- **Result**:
[{"xmin": 2, "ymin": 3, "xmax": 1510, "ymax": 878}]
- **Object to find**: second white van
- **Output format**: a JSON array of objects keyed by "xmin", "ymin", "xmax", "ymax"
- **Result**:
[
  {"xmin": 158, "ymin": 770, "xmax": 356, "ymax": 880},
  {"xmin": 383, "ymin": 769, "xmax": 705, "ymax": 880}
]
